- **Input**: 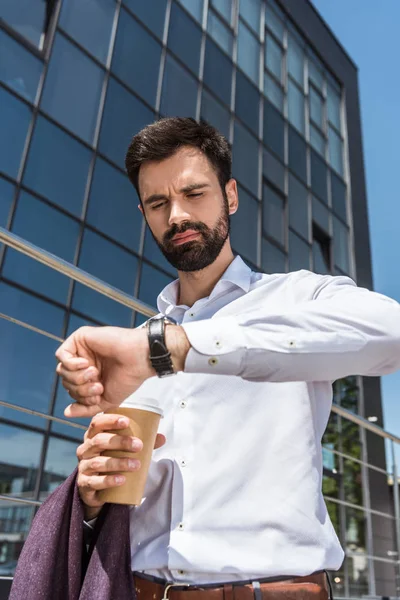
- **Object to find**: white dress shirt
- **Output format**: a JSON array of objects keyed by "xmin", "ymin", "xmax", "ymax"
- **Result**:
[{"xmin": 121, "ymin": 256, "xmax": 400, "ymax": 585}]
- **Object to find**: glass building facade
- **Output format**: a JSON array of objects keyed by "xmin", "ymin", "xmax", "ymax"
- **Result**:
[{"xmin": 0, "ymin": 0, "xmax": 397, "ymax": 597}]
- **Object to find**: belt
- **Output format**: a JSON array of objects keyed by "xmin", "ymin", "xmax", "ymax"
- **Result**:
[{"xmin": 133, "ymin": 571, "xmax": 330, "ymax": 600}]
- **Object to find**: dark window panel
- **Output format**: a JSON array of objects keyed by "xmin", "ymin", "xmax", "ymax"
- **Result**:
[
  {"xmin": 289, "ymin": 230, "xmax": 310, "ymax": 271},
  {"xmin": 86, "ymin": 158, "xmax": 143, "ymax": 252},
  {"xmin": 288, "ymin": 80, "xmax": 305, "ymax": 135},
  {"xmin": 328, "ymin": 125, "xmax": 344, "ymax": 176},
  {"xmin": 41, "ymin": 34, "xmax": 104, "ymax": 144},
  {"xmin": 288, "ymin": 174, "xmax": 309, "ymax": 241},
  {"xmin": 265, "ymin": 4, "xmax": 284, "ymax": 42},
  {"xmin": 138, "ymin": 262, "xmax": 174, "ymax": 308},
  {"xmin": 331, "ymin": 171, "xmax": 347, "ymax": 221},
  {"xmin": 310, "ymin": 123, "xmax": 325, "ymax": 157},
  {"xmin": 288, "ymin": 126, "xmax": 307, "ymax": 184},
  {"xmin": 327, "ymin": 83, "xmax": 342, "ymax": 132},
  {"xmin": 310, "ymin": 149, "xmax": 328, "ymax": 204},
  {"xmin": 263, "ymin": 100, "xmax": 284, "ymax": 162},
  {"xmin": 232, "ymin": 122, "xmax": 259, "ymax": 197},
  {"xmin": 230, "ymin": 186, "xmax": 259, "ymax": 264},
  {"xmin": 59, "ymin": 0, "xmax": 116, "ymax": 63},
  {"xmin": 261, "ymin": 238, "xmax": 286, "ymax": 273},
  {"xmin": 160, "ymin": 54, "xmax": 198, "ymax": 118},
  {"xmin": 287, "ymin": 35, "xmax": 304, "ymax": 88},
  {"xmin": 263, "ymin": 73, "xmax": 284, "ymax": 113},
  {"xmin": 211, "ymin": 0, "xmax": 232, "ymax": 24},
  {"xmin": 308, "ymin": 58, "xmax": 324, "ymax": 90},
  {"xmin": 112, "ymin": 9, "xmax": 162, "ymax": 108},
  {"xmin": 1, "ymin": 1, "xmax": 47, "ymax": 48},
  {"xmin": 124, "ymin": 0, "xmax": 167, "ymax": 39},
  {"xmin": 3, "ymin": 191, "xmax": 79, "ymax": 304},
  {"xmin": 333, "ymin": 217, "xmax": 350, "ymax": 274},
  {"xmin": 203, "ymin": 38, "xmax": 233, "ymax": 106},
  {"xmin": 40, "ymin": 438, "xmax": 81, "ymax": 497},
  {"xmin": 235, "ymin": 70, "xmax": 259, "ymax": 135},
  {"xmin": 177, "ymin": 0, "xmax": 204, "ymax": 23},
  {"xmin": 207, "ymin": 8, "xmax": 233, "ymax": 56},
  {"xmin": 237, "ymin": 21, "xmax": 260, "ymax": 85},
  {"xmin": 309, "ymin": 86, "xmax": 324, "ymax": 129},
  {"xmin": 263, "ymin": 148, "xmax": 285, "ymax": 193},
  {"xmin": 0, "ymin": 86, "xmax": 31, "ymax": 180},
  {"xmin": 23, "ymin": 115, "xmax": 92, "ymax": 217},
  {"xmin": 98, "ymin": 77, "xmax": 154, "ymax": 170},
  {"xmin": 0, "ymin": 29, "xmax": 43, "ymax": 102},
  {"xmin": 312, "ymin": 224, "xmax": 331, "ymax": 275},
  {"xmin": 265, "ymin": 34, "xmax": 283, "ymax": 82},
  {"xmin": 0, "ymin": 177, "xmax": 14, "ymax": 227},
  {"xmin": 143, "ymin": 226, "xmax": 177, "ymax": 277},
  {"xmin": 263, "ymin": 183, "xmax": 285, "ymax": 246},
  {"xmin": 200, "ymin": 90, "xmax": 230, "ymax": 139},
  {"xmin": 73, "ymin": 229, "xmax": 138, "ymax": 326},
  {"xmin": 239, "ymin": 0, "xmax": 261, "ymax": 35},
  {"xmin": 312, "ymin": 196, "xmax": 330, "ymax": 235},
  {"xmin": 168, "ymin": 2, "xmax": 202, "ymax": 76}
]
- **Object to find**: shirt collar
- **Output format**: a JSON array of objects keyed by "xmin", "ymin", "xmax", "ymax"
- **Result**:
[{"xmin": 157, "ymin": 255, "xmax": 252, "ymax": 314}]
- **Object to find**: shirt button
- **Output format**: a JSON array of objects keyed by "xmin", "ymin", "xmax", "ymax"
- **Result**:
[
  {"xmin": 208, "ymin": 357, "xmax": 218, "ymax": 366},
  {"xmin": 178, "ymin": 522, "xmax": 184, "ymax": 530},
  {"xmin": 289, "ymin": 340, "xmax": 296, "ymax": 347},
  {"xmin": 189, "ymin": 312, "xmax": 195, "ymax": 317},
  {"xmin": 180, "ymin": 400, "xmax": 187, "ymax": 409},
  {"xmin": 180, "ymin": 459, "xmax": 187, "ymax": 467},
  {"xmin": 178, "ymin": 570, "xmax": 185, "ymax": 576}
]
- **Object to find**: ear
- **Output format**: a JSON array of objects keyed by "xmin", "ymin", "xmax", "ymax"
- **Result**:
[
  {"xmin": 138, "ymin": 204, "xmax": 144, "ymax": 214},
  {"xmin": 225, "ymin": 179, "xmax": 239, "ymax": 216}
]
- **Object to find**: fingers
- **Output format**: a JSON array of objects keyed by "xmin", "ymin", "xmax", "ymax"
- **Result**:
[
  {"xmin": 55, "ymin": 332, "xmax": 90, "ymax": 370},
  {"xmin": 56, "ymin": 364, "xmax": 100, "ymax": 386},
  {"xmin": 80, "ymin": 455, "xmax": 141, "ymax": 476},
  {"xmin": 77, "ymin": 432, "xmax": 143, "ymax": 461},
  {"xmin": 86, "ymin": 413, "xmax": 131, "ymax": 439},
  {"xmin": 154, "ymin": 433, "xmax": 166, "ymax": 449},
  {"xmin": 64, "ymin": 402, "xmax": 104, "ymax": 419},
  {"xmin": 61, "ymin": 379, "xmax": 104, "ymax": 403}
]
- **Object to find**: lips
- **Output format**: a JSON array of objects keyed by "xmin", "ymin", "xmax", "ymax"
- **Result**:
[{"xmin": 172, "ymin": 231, "xmax": 201, "ymax": 245}]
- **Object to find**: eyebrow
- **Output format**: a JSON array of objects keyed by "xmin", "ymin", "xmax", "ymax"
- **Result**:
[{"xmin": 143, "ymin": 183, "xmax": 211, "ymax": 206}]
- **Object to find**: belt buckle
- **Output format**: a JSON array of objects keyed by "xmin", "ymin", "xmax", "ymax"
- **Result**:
[{"xmin": 163, "ymin": 582, "xmax": 191, "ymax": 600}]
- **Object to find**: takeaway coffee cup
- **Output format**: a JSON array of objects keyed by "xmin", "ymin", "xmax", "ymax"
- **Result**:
[{"xmin": 98, "ymin": 403, "xmax": 163, "ymax": 505}]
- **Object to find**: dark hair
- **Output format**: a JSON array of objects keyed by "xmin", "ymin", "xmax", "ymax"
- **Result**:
[{"xmin": 125, "ymin": 117, "xmax": 232, "ymax": 200}]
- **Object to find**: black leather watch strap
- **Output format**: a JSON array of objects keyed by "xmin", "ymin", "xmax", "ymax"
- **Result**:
[{"xmin": 147, "ymin": 317, "xmax": 176, "ymax": 378}]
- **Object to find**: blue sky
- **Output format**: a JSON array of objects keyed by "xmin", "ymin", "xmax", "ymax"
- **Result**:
[{"xmin": 310, "ymin": 0, "xmax": 400, "ymax": 469}]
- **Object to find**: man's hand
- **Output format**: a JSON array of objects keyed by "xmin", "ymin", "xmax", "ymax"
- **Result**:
[
  {"xmin": 77, "ymin": 413, "xmax": 166, "ymax": 520},
  {"xmin": 55, "ymin": 324, "xmax": 191, "ymax": 418}
]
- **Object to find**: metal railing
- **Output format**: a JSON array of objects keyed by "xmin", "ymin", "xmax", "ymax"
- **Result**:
[{"xmin": 0, "ymin": 225, "xmax": 399, "ymax": 598}]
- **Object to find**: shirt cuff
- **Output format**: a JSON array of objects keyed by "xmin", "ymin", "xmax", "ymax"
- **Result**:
[{"xmin": 181, "ymin": 317, "xmax": 246, "ymax": 376}]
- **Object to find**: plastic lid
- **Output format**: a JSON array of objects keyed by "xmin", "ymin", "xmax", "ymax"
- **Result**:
[{"xmin": 119, "ymin": 399, "xmax": 164, "ymax": 418}]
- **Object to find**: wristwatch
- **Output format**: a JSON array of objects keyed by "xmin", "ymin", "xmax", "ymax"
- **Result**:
[{"xmin": 147, "ymin": 316, "xmax": 178, "ymax": 378}]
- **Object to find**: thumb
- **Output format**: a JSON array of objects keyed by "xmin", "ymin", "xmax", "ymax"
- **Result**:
[{"xmin": 55, "ymin": 332, "xmax": 90, "ymax": 371}]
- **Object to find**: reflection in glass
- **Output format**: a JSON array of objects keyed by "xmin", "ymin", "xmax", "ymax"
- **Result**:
[
  {"xmin": 139, "ymin": 263, "xmax": 174, "ymax": 308},
  {"xmin": 328, "ymin": 126, "xmax": 344, "ymax": 176},
  {"xmin": 235, "ymin": 71, "xmax": 259, "ymax": 134},
  {"xmin": 0, "ymin": 501, "xmax": 34, "ymax": 575},
  {"xmin": 41, "ymin": 34, "xmax": 104, "ymax": 144},
  {"xmin": 177, "ymin": 0, "xmax": 204, "ymax": 23},
  {"xmin": 261, "ymin": 238, "xmax": 286, "ymax": 273},
  {"xmin": 264, "ymin": 73, "xmax": 283, "ymax": 112},
  {"xmin": 160, "ymin": 55, "xmax": 198, "ymax": 118},
  {"xmin": 0, "ymin": 178, "xmax": 14, "ymax": 227},
  {"xmin": 263, "ymin": 149, "xmax": 285, "ymax": 193},
  {"xmin": 288, "ymin": 174, "xmax": 309, "ymax": 241},
  {"xmin": 263, "ymin": 101, "xmax": 284, "ymax": 161},
  {"xmin": 327, "ymin": 84, "xmax": 342, "ymax": 131},
  {"xmin": 265, "ymin": 34, "xmax": 282, "ymax": 82},
  {"xmin": 1, "ymin": 0, "xmax": 47, "ymax": 48},
  {"xmin": 263, "ymin": 183, "xmax": 284, "ymax": 245},
  {"xmin": 288, "ymin": 126, "xmax": 307, "ymax": 183},
  {"xmin": 230, "ymin": 187, "xmax": 259, "ymax": 264},
  {"xmin": 265, "ymin": 4, "xmax": 284, "ymax": 42},
  {"xmin": 124, "ymin": 0, "xmax": 167, "ymax": 39},
  {"xmin": 200, "ymin": 90, "xmax": 230, "ymax": 139},
  {"xmin": 40, "ymin": 438, "xmax": 79, "ymax": 498},
  {"xmin": 287, "ymin": 36, "xmax": 304, "ymax": 87},
  {"xmin": 347, "ymin": 556, "xmax": 369, "ymax": 598},
  {"xmin": 24, "ymin": 115, "xmax": 91, "ymax": 217},
  {"xmin": 203, "ymin": 38, "xmax": 232, "ymax": 106},
  {"xmin": 239, "ymin": 0, "xmax": 261, "ymax": 34},
  {"xmin": 310, "ymin": 124, "xmax": 325, "ymax": 157},
  {"xmin": 0, "ymin": 86, "xmax": 31, "ymax": 179},
  {"xmin": 288, "ymin": 80, "xmax": 305, "ymax": 134},
  {"xmin": 168, "ymin": 2, "xmax": 202, "ymax": 75},
  {"xmin": 87, "ymin": 158, "xmax": 143, "ymax": 252},
  {"xmin": 331, "ymin": 172, "xmax": 347, "ymax": 221},
  {"xmin": 310, "ymin": 149, "xmax": 328, "ymax": 204},
  {"xmin": 232, "ymin": 122, "xmax": 259, "ymax": 197},
  {"xmin": 59, "ymin": 0, "xmax": 116, "ymax": 63},
  {"xmin": 0, "ymin": 29, "xmax": 43, "ymax": 102},
  {"xmin": 211, "ymin": 0, "xmax": 231, "ymax": 24},
  {"xmin": 309, "ymin": 86, "xmax": 324, "ymax": 128},
  {"xmin": 237, "ymin": 21, "xmax": 260, "ymax": 85},
  {"xmin": 289, "ymin": 230, "xmax": 310, "ymax": 271},
  {"xmin": 333, "ymin": 217, "xmax": 350, "ymax": 273},
  {"xmin": 207, "ymin": 9, "xmax": 233, "ymax": 56},
  {"xmin": 308, "ymin": 59, "xmax": 324, "ymax": 89}
]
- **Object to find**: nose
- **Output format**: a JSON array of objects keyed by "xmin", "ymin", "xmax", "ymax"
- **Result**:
[{"xmin": 168, "ymin": 199, "xmax": 191, "ymax": 227}]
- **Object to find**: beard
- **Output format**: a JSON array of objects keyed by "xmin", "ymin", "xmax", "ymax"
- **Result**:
[{"xmin": 149, "ymin": 197, "xmax": 230, "ymax": 272}]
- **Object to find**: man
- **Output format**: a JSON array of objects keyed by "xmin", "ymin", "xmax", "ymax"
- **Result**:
[{"xmin": 55, "ymin": 117, "xmax": 400, "ymax": 598}]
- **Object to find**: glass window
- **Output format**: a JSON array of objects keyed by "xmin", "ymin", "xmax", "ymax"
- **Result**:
[
  {"xmin": 200, "ymin": 90, "xmax": 230, "ymax": 140},
  {"xmin": 0, "ymin": 29, "xmax": 43, "ymax": 102},
  {"xmin": 203, "ymin": 38, "xmax": 233, "ymax": 106},
  {"xmin": 0, "ymin": 86, "xmax": 31, "ymax": 180},
  {"xmin": 3, "ymin": 192, "xmax": 79, "ymax": 304},
  {"xmin": 59, "ymin": 0, "xmax": 116, "ymax": 63},
  {"xmin": 312, "ymin": 196, "xmax": 330, "ymax": 234},
  {"xmin": 310, "ymin": 149, "xmax": 328, "ymax": 204},
  {"xmin": 23, "ymin": 115, "xmax": 92, "ymax": 217},
  {"xmin": 237, "ymin": 21, "xmax": 260, "ymax": 85},
  {"xmin": 288, "ymin": 174, "xmax": 309, "ymax": 241},
  {"xmin": 143, "ymin": 226, "xmax": 176, "ymax": 276},
  {"xmin": 263, "ymin": 148, "xmax": 285, "ymax": 193},
  {"xmin": 160, "ymin": 54, "xmax": 198, "ymax": 118},
  {"xmin": 263, "ymin": 100, "xmax": 284, "ymax": 161},
  {"xmin": 0, "ymin": 424, "xmax": 43, "ymax": 499},
  {"xmin": 233, "ymin": 122, "xmax": 259, "ymax": 197},
  {"xmin": 168, "ymin": 2, "xmax": 202, "ymax": 75},
  {"xmin": 309, "ymin": 86, "xmax": 324, "ymax": 128},
  {"xmin": 328, "ymin": 126, "xmax": 344, "ymax": 176},
  {"xmin": 177, "ymin": 0, "xmax": 204, "ymax": 23},
  {"xmin": 310, "ymin": 124, "xmax": 325, "ymax": 157},
  {"xmin": 0, "ymin": 500, "xmax": 35, "ymax": 573},
  {"xmin": 41, "ymin": 34, "xmax": 104, "ymax": 144},
  {"xmin": 230, "ymin": 186, "xmax": 259, "ymax": 264},
  {"xmin": 139, "ymin": 262, "xmax": 174, "ymax": 307},
  {"xmin": 265, "ymin": 34, "xmax": 282, "ymax": 81},
  {"xmin": 40, "ymin": 438, "xmax": 79, "ymax": 497},
  {"xmin": 333, "ymin": 217, "xmax": 350, "ymax": 273},
  {"xmin": 98, "ymin": 77, "xmax": 154, "ymax": 170},
  {"xmin": 0, "ymin": 177, "xmax": 14, "ymax": 227},
  {"xmin": 327, "ymin": 84, "xmax": 342, "ymax": 131},
  {"xmin": 263, "ymin": 183, "xmax": 284, "ymax": 245},
  {"xmin": 1, "ymin": 0, "xmax": 48, "ymax": 48},
  {"xmin": 287, "ymin": 36, "xmax": 304, "ymax": 87},
  {"xmin": 112, "ymin": 9, "xmax": 162, "ymax": 108},
  {"xmin": 313, "ymin": 238, "xmax": 330, "ymax": 274},
  {"xmin": 331, "ymin": 172, "xmax": 347, "ymax": 221},
  {"xmin": 207, "ymin": 9, "xmax": 233, "ymax": 56},
  {"xmin": 211, "ymin": 0, "xmax": 232, "ymax": 24},
  {"xmin": 289, "ymin": 230, "xmax": 310, "ymax": 271},
  {"xmin": 73, "ymin": 229, "xmax": 138, "ymax": 325},
  {"xmin": 239, "ymin": 0, "xmax": 261, "ymax": 35},
  {"xmin": 124, "ymin": 0, "xmax": 167, "ymax": 39},
  {"xmin": 235, "ymin": 70, "xmax": 259, "ymax": 134},
  {"xmin": 265, "ymin": 4, "xmax": 284, "ymax": 42},
  {"xmin": 263, "ymin": 73, "xmax": 283, "ymax": 112},
  {"xmin": 288, "ymin": 80, "xmax": 305, "ymax": 135},
  {"xmin": 308, "ymin": 58, "xmax": 324, "ymax": 89},
  {"xmin": 87, "ymin": 158, "xmax": 143, "ymax": 252},
  {"xmin": 288, "ymin": 126, "xmax": 307, "ymax": 183},
  {"xmin": 262, "ymin": 238, "xmax": 286, "ymax": 273}
]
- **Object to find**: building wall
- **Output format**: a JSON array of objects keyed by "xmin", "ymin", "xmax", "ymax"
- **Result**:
[{"xmin": 0, "ymin": 0, "xmax": 395, "ymax": 597}]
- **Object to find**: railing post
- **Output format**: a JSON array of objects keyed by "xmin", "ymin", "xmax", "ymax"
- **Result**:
[{"xmin": 391, "ymin": 440, "xmax": 400, "ymax": 597}]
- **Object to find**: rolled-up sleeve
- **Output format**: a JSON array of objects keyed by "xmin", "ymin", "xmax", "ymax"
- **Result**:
[{"xmin": 181, "ymin": 275, "xmax": 400, "ymax": 382}]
